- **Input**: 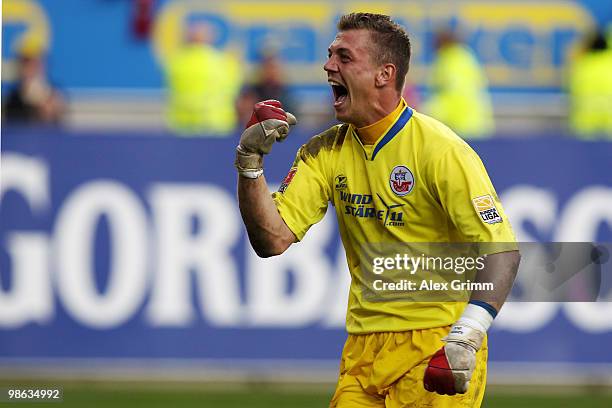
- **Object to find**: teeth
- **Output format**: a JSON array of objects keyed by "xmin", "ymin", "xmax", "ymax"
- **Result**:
[{"xmin": 328, "ymin": 80, "xmax": 343, "ymax": 86}]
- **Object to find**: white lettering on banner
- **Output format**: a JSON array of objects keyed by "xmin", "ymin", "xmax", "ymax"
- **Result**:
[
  {"xmin": 146, "ymin": 184, "xmax": 242, "ymax": 326},
  {"xmin": 54, "ymin": 181, "xmax": 149, "ymax": 328},
  {"xmin": 0, "ymin": 154, "xmax": 52, "ymax": 327},
  {"xmin": 556, "ymin": 187, "xmax": 612, "ymax": 333},
  {"xmin": 564, "ymin": 303, "xmax": 612, "ymax": 333},
  {"xmin": 1, "ymin": 152, "xmax": 611, "ymax": 332},
  {"xmin": 497, "ymin": 186, "xmax": 612, "ymax": 333},
  {"xmin": 500, "ymin": 185, "xmax": 557, "ymax": 242},
  {"xmin": 496, "ymin": 186, "xmax": 559, "ymax": 332},
  {"xmin": 0, "ymin": 234, "xmax": 52, "ymax": 327},
  {"xmin": 494, "ymin": 303, "xmax": 559, "ymax": 332},
  {"xmin": 246, "ymin": 212, "xmax": 335, "ymax": 326},
  {"xmin": 556, "ymin": 186, "xmax": 612, "ymax": 242},
  {"xmin": 0, "ymin": 153, "xmax": 49, "ymax": 213}
]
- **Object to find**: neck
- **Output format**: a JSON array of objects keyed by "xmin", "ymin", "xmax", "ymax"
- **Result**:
[{"xmin": 352, "ymin": 92, "xmax": 401, "ymax": 128}]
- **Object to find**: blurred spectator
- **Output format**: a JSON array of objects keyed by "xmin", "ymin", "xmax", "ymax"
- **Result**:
[
  {"xmin": 423, "ymin": 28, "xmax": 494, "ymax": 138},
  {"xmin": 3, "ymin": 39, "xmax": 65, "ymax": 125},
  {"xmin": 131, "ymin": 0, "xmax": 154, "ymax": 40},
  {"xmin": 164, "ymin": 23, "xmax": 242, "ymax": 136},
  {"xmin": 567, "ymin": 29, "xmax": 612, "ymax": 139},
  {"xmin": 237, "ymin": 51, "xmax": 294, "ymax": 126}
]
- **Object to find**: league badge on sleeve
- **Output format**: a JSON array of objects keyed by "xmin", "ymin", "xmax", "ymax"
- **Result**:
[
  {"xmin": 279, "ymin": 167, "xmax": 298, "ymax": 193},
  {"xmin": 472, "ymin": 195, "xmax": 503, "ymax": 224},
  {"xmin": 389, "ymin": 165, "xmax": 415, "ymax": 196}
]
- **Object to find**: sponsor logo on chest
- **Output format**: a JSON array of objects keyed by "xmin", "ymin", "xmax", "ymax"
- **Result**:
[{"xmin": 335, "ymin": 173, "xmax": 406, "ymax": 227}]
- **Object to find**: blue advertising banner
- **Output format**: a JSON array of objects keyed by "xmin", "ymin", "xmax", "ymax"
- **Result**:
[
  {"xmin": 1, "ymin": 128, "xmax": 611, "ymax": 369},
  {"xmin": 3, "ymin": 0, "xmax": 612, "ymax": 92}
]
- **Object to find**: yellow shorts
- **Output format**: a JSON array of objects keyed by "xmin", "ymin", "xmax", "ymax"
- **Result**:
[{"xmin": 329, "ymin": 327, "xmax": 487, "ymax": 408}]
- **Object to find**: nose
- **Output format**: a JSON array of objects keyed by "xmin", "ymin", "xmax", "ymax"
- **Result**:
[{"xmin": 323, "ymin": 57, "xmax": 337, "ymax": 73}]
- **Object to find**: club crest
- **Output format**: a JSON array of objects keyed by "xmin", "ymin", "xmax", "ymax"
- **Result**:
[{"xmin": 389, "ymin": 165, "xmax": 414, "ymax": 196}]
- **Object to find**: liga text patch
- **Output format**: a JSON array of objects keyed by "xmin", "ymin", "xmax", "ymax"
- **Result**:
[{"xmin": 472, "ymin": 195, "xmax": 503, "ymax": 224}]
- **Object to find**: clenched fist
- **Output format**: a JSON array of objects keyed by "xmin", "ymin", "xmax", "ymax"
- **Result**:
[{"xmin": 235, "ymin": 100, "xmax": 297, "ymax": 178}]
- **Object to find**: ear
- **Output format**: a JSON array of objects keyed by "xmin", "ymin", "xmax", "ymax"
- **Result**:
[{"xmin": 375, "ymin": 63, "xmax": 396, "ymax": 88}]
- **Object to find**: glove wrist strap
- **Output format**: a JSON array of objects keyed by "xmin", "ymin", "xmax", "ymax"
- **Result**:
[
  {"xmin": 445, "ymin": 322, "xmax": 485, "ymax": 351},
  {"xmin": 235, "ymin": 145, "xmax": 264, "ymax": 178},
  {"xmin": 444, "ymin": 303, "xmax": 494, "ymax": 351},
  {"xmin": 460, "ymin": 303, "xmax": 494, "ymax": 333},
  {"xmin": 238, "ymin": 169, "xmax": 264, "ymax": 179}
]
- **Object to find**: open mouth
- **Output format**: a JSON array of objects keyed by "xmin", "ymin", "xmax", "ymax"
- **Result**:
[{"xmin": 329, "ymin": 80, "xmax": 349, "ymax": 107}]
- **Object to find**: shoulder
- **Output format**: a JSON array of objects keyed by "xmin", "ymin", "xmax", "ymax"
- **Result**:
[
  {"xmin": 411, "ymin": 111, "xmax": 470, "ymax": 151},
  {"xmin": 409, "ymin": 111, "xmax": 483, "ymax": 171},
  {"xmin": 299, "ymin": 123, "xmax": 349, "ymax": 161}
]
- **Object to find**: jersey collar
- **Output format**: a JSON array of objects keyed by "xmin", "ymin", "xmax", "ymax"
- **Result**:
[{"xmin": 351, "ymin": 99, "xmax": 414, "ymax": 161}]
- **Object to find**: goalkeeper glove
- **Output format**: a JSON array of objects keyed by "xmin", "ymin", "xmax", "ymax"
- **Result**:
[
  {"xmin": 424, "ymin": 302, "xmax": 495, "ymax": 395},
  {"xmin": 235, "ymin": 99, "xmax": 297, "ymax": 179}
]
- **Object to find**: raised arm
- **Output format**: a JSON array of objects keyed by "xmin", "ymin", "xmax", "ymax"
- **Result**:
[{"xmin": 235, "ymin": 100, "xmax": 297, "ymax": 257}]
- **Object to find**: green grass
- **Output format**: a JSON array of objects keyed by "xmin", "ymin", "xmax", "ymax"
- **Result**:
[
  {"xmin": 484, "ymin": 392, "xmax": 612, "ymax": 408},
  {"xmin": 2, "ymin": 381, "xmax": 611, "ymax": 407}
]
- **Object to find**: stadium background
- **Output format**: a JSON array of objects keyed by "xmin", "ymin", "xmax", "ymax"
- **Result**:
[{"xmin": 1, "ymin": 0, "xmax": 612, "ymax": 407}]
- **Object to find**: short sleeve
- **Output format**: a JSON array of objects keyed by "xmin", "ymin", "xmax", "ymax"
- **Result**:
[
  {"xmin": 430, "ymin": 144, "xmax": 517, "ymax": 248},
  {"xmin": 272, "ymin": 136, "xmax": 335, "ymax": 241}
]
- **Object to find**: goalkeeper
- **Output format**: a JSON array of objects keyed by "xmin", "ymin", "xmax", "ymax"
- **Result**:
[{"xmin": 236, "ymin": 13, "xmax": 519, "ymax": 408}]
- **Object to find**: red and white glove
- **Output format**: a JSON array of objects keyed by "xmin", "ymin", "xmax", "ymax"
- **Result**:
[
  {"xmin": 424, "ymin": 303, "xmax": 493, "ymax": 395},
  {"xmin": 235, "ymin": 100, "xmax": 297, "ymax": 179}
]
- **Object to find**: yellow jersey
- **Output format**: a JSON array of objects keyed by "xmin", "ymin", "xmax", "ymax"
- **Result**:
[{"xmin": 273, "ymin": 99, "xmax": 516, "ymax": 334}]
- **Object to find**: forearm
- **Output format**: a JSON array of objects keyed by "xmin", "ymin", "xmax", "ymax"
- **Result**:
[
  {"xmin": 237, "ymin": 175, "xmax": 295, "ymax": 257},
  {"xmin": 234, "ymin": 100, "xmax": 298, "ymax": 257},
  {"xmin": 470, "ymin": 250, "xmax": 521, "ymax": 312},
  {"xmin": 445, "ymin": 250, "xmax": 520, "ymax": 351}
]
